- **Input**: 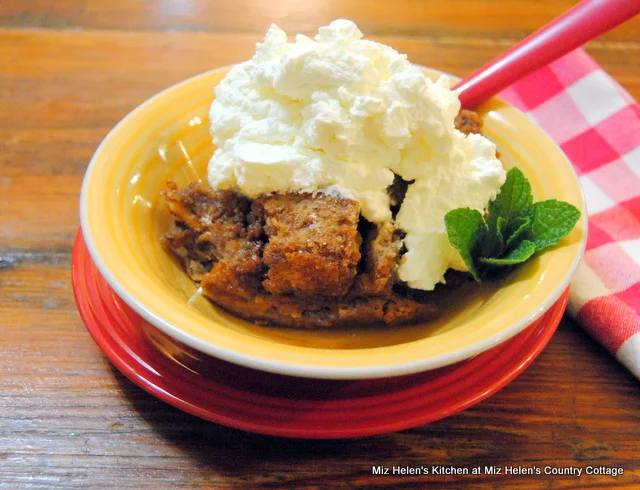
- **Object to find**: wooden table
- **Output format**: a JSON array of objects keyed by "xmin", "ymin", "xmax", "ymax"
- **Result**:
[{"xmin": 2, "ymin": 1, "xmax": 639, "ymax": 488}]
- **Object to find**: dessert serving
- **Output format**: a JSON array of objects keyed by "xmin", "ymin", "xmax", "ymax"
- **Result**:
[
  {"xmin": 160, "ymin": 20, "xmax": 579, "ymax": 328},
  {"xmin": 79, "ymin": 15, "xmax": 585, "ymax": 375}
]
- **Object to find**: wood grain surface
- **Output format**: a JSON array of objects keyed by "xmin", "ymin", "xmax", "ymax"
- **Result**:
[{"xmin": 1, "ymin": 1, "xmax": 639, "ymax": 488}]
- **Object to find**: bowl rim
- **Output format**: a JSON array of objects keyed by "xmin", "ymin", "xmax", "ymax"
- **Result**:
[{"xmin": 80, "ymin": 65, "xmax": 588, "ymax": 380}]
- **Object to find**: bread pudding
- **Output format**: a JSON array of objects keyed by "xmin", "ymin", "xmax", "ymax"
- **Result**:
[
  {"xmin": 160, "ymin": 20, "xmax": 507, "ymax": 328},
  {"xmin": 161, "ymin": 110, "xmax": 483, "ymax": 327}
]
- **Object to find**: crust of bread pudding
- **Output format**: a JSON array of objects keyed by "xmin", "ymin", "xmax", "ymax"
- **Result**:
[
  {"xmin": 256, "ymin": 193, "xmax": 362, "ymax": 297},
  {"xmin": 454, "ymin": 109, "xmax": 483, "ymax": 135},
  {"xmin": 160, "ymin": 110, "xmax": 483, "ymax": 328}
]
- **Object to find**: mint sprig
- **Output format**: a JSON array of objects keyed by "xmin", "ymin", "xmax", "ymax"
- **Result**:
[{"xmin": 444, "ymin": 167, "xmax": 581, "ymax": 282}]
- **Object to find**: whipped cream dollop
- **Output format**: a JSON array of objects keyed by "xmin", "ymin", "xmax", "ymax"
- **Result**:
[{"xmin": 207, "ymin": 19, "xmax": 506, "ymax": 290}]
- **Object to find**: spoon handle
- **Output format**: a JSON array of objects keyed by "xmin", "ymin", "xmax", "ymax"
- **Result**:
[{"xmin": 455, "ymin": 0, "xmax": 640, "ymax": 108}]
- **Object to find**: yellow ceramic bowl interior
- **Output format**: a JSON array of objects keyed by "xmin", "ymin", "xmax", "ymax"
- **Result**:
[{"xmin": 80, "ymin": 66, "xmax": 586, "ymax": 379}]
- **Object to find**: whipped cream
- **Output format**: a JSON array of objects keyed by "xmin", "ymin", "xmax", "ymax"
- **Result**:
[{"xmin": 207, "ymin": 19, "xmax": 506, "ymax": 290}]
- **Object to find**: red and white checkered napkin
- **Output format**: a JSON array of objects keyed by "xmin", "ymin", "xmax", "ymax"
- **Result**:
[{"xmin": 499, "ymin": 48, "xmax": 640, "ymax": 380}]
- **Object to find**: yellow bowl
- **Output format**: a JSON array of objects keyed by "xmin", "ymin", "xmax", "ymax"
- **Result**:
[{"xmin": 80, "ymin": 65, "xmax": 587, "ymax": 379}]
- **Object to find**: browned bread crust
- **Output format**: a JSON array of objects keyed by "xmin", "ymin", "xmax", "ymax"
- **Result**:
[{"xmin": 255, "ymin": 192, "xmax": 362, "ymax": 297}]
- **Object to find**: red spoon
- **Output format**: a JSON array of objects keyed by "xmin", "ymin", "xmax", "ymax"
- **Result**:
[{"xmin": 455, "ymin": 0, "xmax": 640, "ymax": 108}]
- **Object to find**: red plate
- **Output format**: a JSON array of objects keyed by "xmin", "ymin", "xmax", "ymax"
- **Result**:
[{"xmin": 72, "ymin": 231, "xmax": 567, "ymax": 439}]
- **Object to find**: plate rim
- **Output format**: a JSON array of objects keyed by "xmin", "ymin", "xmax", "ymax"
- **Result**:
[{"xmin": 72, "ymin": 230, "xmax": 568, "ymax": 438}]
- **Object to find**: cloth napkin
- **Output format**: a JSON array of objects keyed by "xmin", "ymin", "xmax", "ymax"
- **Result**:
[{"xmin": 499, "ymin": 48, "xmax": 640, "ymax": 381}]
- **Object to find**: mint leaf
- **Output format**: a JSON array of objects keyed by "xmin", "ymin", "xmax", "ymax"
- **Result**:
[
  {"xmin": 479, "ymin": 239, "xmax": 536, "ymax": 266},
  {"xmin": 481, "ymin": 215, "xmax": 506, "ymax": 257},
  {"xmin": 444, "ymin": 208, "xmax": 487, "ymax": 282},
  {"xmin": 486, "ymin": 167, "xmax": 533, "ymax": 236},
  {"xmin": 504, "ymin": 217, "xmax": 532, "ymax": 251},
  {"xmin": 531, "ymin": 200, "xmax": 581, "ymax": 251}
]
